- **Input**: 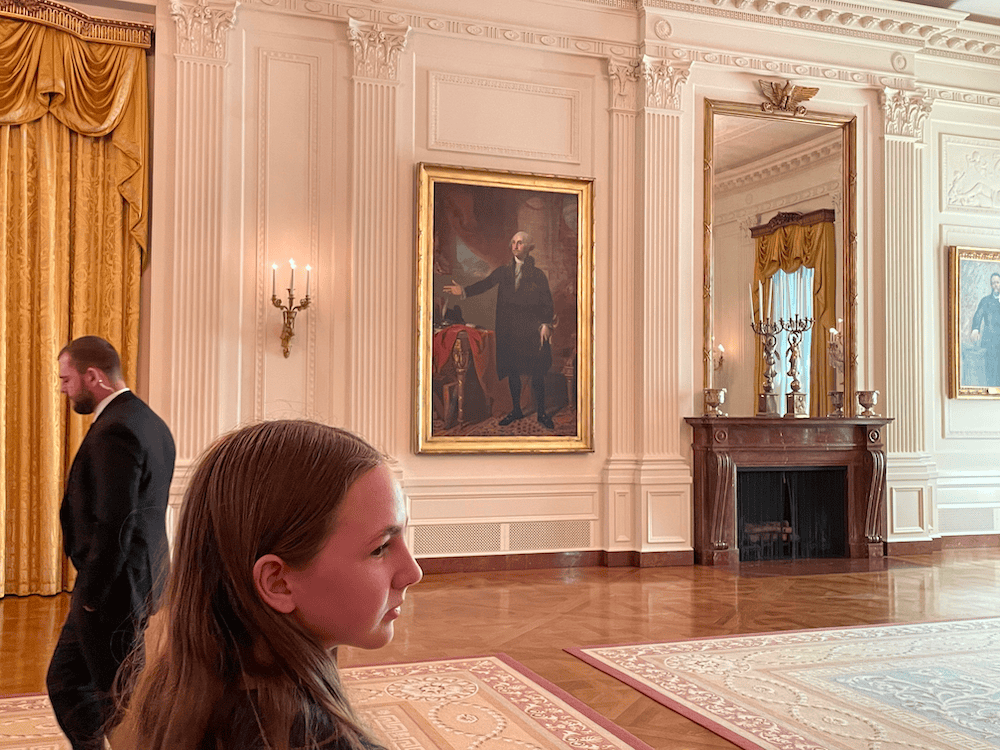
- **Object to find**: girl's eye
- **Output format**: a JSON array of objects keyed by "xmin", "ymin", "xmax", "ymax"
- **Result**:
[{"xmin": 371, "ymin": 541, "xmax": 390, "ymax": 557}]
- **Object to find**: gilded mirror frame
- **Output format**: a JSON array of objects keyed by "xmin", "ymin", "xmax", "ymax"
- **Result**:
[{"xmin": 703, "ymin": 97, "xmax": 857, "ymax": 416}]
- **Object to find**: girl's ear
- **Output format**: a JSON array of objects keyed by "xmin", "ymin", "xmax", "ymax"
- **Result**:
[{"xmin": 253, "ymin": 554, "xmax": 296, "ymax": 614}]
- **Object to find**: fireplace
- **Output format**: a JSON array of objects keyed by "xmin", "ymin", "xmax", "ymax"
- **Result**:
[
  {"xmin": 684, "ymin": 417, "xmax": 891, "ymax": 565},
  {"xmin": 737, "ymin": 468, "xmax": 846, "ymax": 561}
]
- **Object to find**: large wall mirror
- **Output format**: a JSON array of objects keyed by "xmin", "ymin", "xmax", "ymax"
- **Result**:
[{"xmin": 703, "ymin": 95, "xmax": 856, "ymax": 417}]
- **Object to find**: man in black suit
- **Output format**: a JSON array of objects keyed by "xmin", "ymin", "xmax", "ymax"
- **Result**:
[
  {"xmin": 445, "ymin": 231, "xmax": 555, "ymax": 429},
  {"xmin": 47, "ymin": 336, "xmax": 175, "ymax": 750}
]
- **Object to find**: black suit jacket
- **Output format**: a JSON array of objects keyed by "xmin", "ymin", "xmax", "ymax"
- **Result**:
[{"xmin": 60, "ymin": 391, "xmax": 176, "ymax": 619}]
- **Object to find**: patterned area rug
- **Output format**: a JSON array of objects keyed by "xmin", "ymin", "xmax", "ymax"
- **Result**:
[
  {"xmin": 569, "ymin": 618, "xmax": 1000, "ymax": 750},
  {"xmin": 0, "ymin": 655, "xmax": 650, "ymax": 750}
]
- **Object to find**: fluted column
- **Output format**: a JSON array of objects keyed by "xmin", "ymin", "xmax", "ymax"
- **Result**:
[
  {"xmin": 635, "ymin": 57, "xmax": 693, "ymax": 557},
  {"xmin": 603, "ymin": 57, "xmax": 641, "ymax": 553},
  {"xmin": 348, "ymin": 22, "xmax": 408, "ymax": 455},
  {"xmin": 168, "ymin": 0, "xmax": 238, "ymax": 460},
  {"xmin": 881, "ymin": 87, "xmax": 936, "ymax": 546}
]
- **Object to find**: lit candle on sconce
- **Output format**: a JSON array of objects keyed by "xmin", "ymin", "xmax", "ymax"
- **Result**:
[{"xmin": 270, "ymin": 258, "xmax": 312, "ymax": 359}]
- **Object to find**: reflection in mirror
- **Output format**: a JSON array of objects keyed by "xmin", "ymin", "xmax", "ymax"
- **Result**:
[{"xmin": 704, "ymin": 98, "xmax": 856, "ymax": 417}]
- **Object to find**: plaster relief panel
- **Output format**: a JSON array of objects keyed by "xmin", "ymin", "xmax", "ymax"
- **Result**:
[
  {"xmin": 942, "ymin": 134, "xmax": 1000, "ymax": 214},
  {"xmin": 428, "ymin": 71, "xmax": 581, "ymax": 163}
]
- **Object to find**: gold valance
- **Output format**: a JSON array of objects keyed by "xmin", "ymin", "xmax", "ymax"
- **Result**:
[
  {"xmin": 0, "ymin": 10, "xmax": 150, "ymax": 254},
  {"xmin": 0, "ymin": 0, "xmax": 152, "ymax": 48}
]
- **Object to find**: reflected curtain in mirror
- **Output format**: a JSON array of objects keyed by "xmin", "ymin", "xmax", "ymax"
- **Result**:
[
  {"xmin": 751, "ymin": 210, "xmax": 836, "ymax": 416},
  {"xmin": 0, "ymin": 11, "xmax": 150, "ymax": 596}
]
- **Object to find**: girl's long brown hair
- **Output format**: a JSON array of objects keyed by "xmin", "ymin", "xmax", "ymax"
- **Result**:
[{"xmin": 121, "ymin": 420, "xmax": 385, "ymax": 750}]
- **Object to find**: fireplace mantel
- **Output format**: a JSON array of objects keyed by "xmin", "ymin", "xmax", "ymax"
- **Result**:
[{"xmin": 684, "ymin": 417, "xmax": 892, "ymax": 565}]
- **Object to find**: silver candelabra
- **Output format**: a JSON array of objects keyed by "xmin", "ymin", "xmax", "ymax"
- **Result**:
[
  {"xmin": 751, "ymin": 316, "xmax": 784, "ymax": 417},
  {"xmin": 782, "ymin": 313, "xmax": 814, "ymax": 418}
]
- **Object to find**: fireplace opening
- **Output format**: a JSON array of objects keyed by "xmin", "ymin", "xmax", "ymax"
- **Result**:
[{"xmin": 737, "ymin": 467, "xmax": 846, "ymax": 562}]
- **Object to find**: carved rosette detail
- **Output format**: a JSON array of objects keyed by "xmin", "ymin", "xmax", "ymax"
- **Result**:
[
  {"xmin": 881, "ymin": 88, "xmax": 933, "ymax": 139},
  {"xmin": 642, "ymin": 58, "xmax": 690, "ymax": 111},
  {"xmin": 608, "ymin": 57, "xmax": 641, "ymax": 111},
  {"xmin": 348, "ymin": 20, "xmax": 408, "ymax": 82},
  {"xmin": 170, "ymin": 0, "xmax": 237, "ymax": 60}
]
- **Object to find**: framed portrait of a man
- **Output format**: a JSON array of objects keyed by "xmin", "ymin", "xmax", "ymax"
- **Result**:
[
  {"xmin": 415, "ymin": 163, "xmax": 594, "ymax": 453},
  {"xmin": 949, "ymin": 245, "xmax": 1000, "ymax": 398}
]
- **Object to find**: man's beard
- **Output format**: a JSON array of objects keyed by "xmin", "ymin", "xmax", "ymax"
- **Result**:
[{"xmin": 71, "ymin": 392, "xmax": 97, "ymax": 415}]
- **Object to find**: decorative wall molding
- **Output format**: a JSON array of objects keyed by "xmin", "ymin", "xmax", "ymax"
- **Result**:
[
  {"xmin": 348, "ymin": 20, "xmax": 408, "ymax": 81},
  {"xmin": 881, "ymin": 88, "xmax": 933, "ymax": 140},
  {"xmin": 928, "ymin": 88, "xmax": 1000, "ymax": 109},
  {"xmin": 608, "ymin": 56, "xmax": 641, "ymax": 111},
  {"xmin": 170, "ymin": 0, "xmax": 238, "ymax": 60},
  {"xmin": 716, "ymin": 181, "xmax": 841, "ymax": 234},
  {"xmin": 428, "ymin": 72, "xmax": 581, "ymax": 162},
  {"xmin": 941, "ymin": 134, "xmax": 1000, "ymax": 214},
  {"xmin": 642, "ymin": 58, "xmax": 689, "ymax": 111}
]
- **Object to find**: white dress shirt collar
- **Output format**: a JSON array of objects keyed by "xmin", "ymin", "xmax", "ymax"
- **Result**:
[{"xmin": 93, "ymin": 387, "xmax": 130, "ymax": 421}]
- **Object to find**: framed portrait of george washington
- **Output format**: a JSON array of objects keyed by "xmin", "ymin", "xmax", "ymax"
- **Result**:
[
  {"xmin": 949, "ymin": 245, "xmax": 1000, "ymax": 398},
  {"xmin": 415, "ymin": 163, "xmax": 594, "ymax": 453}
]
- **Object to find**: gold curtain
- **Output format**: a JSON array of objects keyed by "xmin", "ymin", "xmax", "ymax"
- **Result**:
[
  {"xmin": 0, "ymin": 14, "xmax": 148, "ymax": 597},
  {"xmin": 751, "ymin": 214, "xmax": 837, "ymax": 417}
]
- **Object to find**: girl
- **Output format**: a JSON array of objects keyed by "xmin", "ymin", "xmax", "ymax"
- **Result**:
[{"xmin": 120, "ymin": 420, "xmax": 422, "ymax": 749}]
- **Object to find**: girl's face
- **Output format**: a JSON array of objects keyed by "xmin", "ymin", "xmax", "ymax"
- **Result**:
[{"xmin": 284, "ymin": 464, "xmax": 423, "ymax": 650}]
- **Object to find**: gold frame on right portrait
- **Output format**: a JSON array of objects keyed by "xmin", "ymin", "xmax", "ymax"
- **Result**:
[{"xmin": 949, "ymin": 245, "xmax": 1000, "ymax": 398}]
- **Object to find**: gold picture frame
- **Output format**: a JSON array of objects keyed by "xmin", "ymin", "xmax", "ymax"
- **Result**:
[
  {"xmin": 949, "ymin": 245, "xmax": 1000, "ymax": 398},
  {"xmin": 415, "ymin": 163, "xmax": 594, "ymax": 453}
]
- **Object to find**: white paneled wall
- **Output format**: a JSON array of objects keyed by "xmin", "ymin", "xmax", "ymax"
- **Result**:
[{"xmin": 146, "ymin": 0, "xmax": 1000, "ymax": 557}]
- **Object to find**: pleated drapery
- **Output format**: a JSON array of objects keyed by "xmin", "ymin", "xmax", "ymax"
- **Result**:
[
  {"xmin": 750, "ymin": 210, "xmax": 837, "ymax": 417},
  {"xmin": 0, "ymin": 12, "xmax": 149, "ymax": 597}
]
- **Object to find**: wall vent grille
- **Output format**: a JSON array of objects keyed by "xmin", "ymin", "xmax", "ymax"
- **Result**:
[
  {"xmin": 509, "ymin": 520, "xmax": 592, "ymax": 551},
  {"xmin": 412, "ymin": 523, "xmax": 502, "ymax": 556}
]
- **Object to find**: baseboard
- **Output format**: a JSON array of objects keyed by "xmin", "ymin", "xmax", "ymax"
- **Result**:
[
  {"xmin": 417, "ymin": 549, "xmax": 694, "ymax": 574},
  {"xmin": 886, "ymin": 534, "xmax": 1000, "ymax": 556}
]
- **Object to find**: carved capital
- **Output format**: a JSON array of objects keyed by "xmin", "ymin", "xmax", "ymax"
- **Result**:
[
  {"xmin": 642, "ymin": 58, "xmax": 690, "ymax": 111},
  {"xmin": 170, "ymin": 0, "xmax": 237, "ymax": 60},
  {"xmin": 608, "ymin": 57, "xmax": 641, "ymax": 111},
  {"xmin": 349, "ymin": 20, "xmax": 408, "ymax": 82},
  {"xmin": 880, "ymin": 88, "xmax": 932, "ymax": 139}
]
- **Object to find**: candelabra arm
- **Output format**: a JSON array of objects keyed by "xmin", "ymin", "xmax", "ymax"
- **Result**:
[{"xmin": 272, "ymin": 292, "xmax": 312, "ymax": 358}]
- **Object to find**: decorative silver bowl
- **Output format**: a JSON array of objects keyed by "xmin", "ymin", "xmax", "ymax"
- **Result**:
[
  {"xmin": 856, "ymin": 389, "xmax": 879, "ymax": 418},
  {"xmin": 704, "ymin": 387, "xmax": 727, "ymax": 417}
]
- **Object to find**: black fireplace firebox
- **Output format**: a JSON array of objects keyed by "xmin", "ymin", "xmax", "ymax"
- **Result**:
[{"xmin": 737, "ymin": 467, "xmax": 846, "ymax": 562}]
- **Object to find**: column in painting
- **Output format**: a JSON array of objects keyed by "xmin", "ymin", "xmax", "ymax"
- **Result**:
[
  {"xmin": 637, "ymin": 55, "xmax": 694, "ymax": 559},
  {"xmin": 163, "ymin": 0, "xmax": 238, "ymax": 474},
  {"xmin": 602, "ymin": 56, "xmax": 642, "ymax": 558},
  {"xmin": 881, "ymin": 88, "xmax": 936, "ymax": 548},
  {"xmin": 348, "ymin": 21, "xmax": 408, "ymax": 456}
]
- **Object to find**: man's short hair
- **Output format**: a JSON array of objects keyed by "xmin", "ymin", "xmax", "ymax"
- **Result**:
[
  {"xmin": 991, "ymin": 272, "xmax": 1000, "ymax": 283},
  {"xmin": 59, "ymin": 336, "xmax": 123, "ymax": 380},
  {"xmin": 512, "ymin": 231, "xmax": 535, "ymax": 252}
]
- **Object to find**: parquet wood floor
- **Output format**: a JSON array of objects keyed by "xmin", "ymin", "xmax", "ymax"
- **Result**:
[{"xmin": 3, "ymin": 549, "xmax": 999, "ymax": 749}]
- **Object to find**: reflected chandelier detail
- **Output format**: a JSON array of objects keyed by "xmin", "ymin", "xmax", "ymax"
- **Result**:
[{"xmin": 271, "ymin": 259, "xmax": 312, "ymax": 358}]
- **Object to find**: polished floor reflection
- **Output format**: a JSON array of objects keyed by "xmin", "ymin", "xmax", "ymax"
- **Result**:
[{"xmin": 3, "ymin": 549, "xmax": 999, "ymax": 749}]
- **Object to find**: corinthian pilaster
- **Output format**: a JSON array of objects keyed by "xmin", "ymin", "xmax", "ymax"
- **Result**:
[
  {"xmin": 164, "ymin": 0, "xmax": 238, "ymax": 463},
  {"xmin": 880, "ymin": 87, "xmax": 936, "ymax": 546},
  {"xmin": 349, "ymin": 21, "xmax": 409, "ymax": 455},
  {"xmin": 170, "ymin": 0, "xmax": 237, "ymax": 60},
  {"xmin": 643, "ymin": 58, "xmax": 689, "ymax": 111},
  {"xmin": 604, "ymin": 56, "xmax": 642, "ymax": 551},
  {"xmin": 634, "ymin": 57, "xmax": 693, "ymax": 558}
]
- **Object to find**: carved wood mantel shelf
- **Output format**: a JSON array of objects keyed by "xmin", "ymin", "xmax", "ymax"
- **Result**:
[{"xmin": 684, "ymin": 417, "xmax": 892, "ymax": 565}]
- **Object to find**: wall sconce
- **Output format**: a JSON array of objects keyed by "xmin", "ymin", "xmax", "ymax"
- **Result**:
[
  {"xmin": 712, "ymin": 343, "xmax": 725, "ymax": 371},
  {"xmin": 271, "ymin": 259, "xmax": 311, "ymax": 358}
]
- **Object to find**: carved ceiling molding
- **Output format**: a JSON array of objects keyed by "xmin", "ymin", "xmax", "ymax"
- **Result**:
[
  {"xmin": 643, "ymin": 58, "xmax": 690, "ymax": 110},
  {"xmin": 170, "ymin": 0, "xmax": 238, "ymax": 60},
  {"xmin": 926, "ymin": 87, "xmax": 1000, "ymax": 109},
  {"xmin": 881, "ymin": 88, "xmax": 933, "ymax": 139},
  {"xmin": 716, "ymin": 139, "xmax": 841, "ymax": 194},
  {"xmin": 638, "ymin": 0, "xmax": 1000, "ymax": 65},
  {"xmin": 0, "ymin": 0, "xmax": 152, "ymax": 47},
  {"xmin": 348, "ymin": 20, "xmax": 408, "ymax": 81},
  {"xmin": 608, "ymin": 57, "xmax": 642, "ymax": 110}
]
